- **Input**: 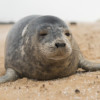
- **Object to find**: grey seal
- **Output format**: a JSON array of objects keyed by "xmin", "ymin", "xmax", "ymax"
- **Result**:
[{"xmin": 0, "ymin": 15, "xmax": 100, "ymax": 83}]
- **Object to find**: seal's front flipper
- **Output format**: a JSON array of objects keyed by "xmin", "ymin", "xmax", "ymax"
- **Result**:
[
  {"xmin": 78, "ymin": 56, "xmax": 100, "ymax": 71},
  {"xmin": 0, "ymin": 68, "xmax": 19, "ymax": 84}
]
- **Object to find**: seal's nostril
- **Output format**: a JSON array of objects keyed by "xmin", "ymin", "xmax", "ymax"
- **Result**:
[
  {"xmin": 55, "ymin": 43, "xmax": 59, "ymax": 48},
  {"xmin": 55, "ymin": 43, "xmax": 66, "ymax": 48}
]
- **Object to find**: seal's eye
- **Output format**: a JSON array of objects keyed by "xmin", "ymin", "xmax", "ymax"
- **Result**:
[
  {"xmin": 40, "ymin": 31, "xmax": 48, "ymax": 36},
  {"xmin": 65, "ymin": 32, "xmax": 71, "ymax": 36}
]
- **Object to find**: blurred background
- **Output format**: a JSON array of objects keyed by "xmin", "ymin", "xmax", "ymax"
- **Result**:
[{"xmin": 0, "ymin": 0, "xmax": 100, "ymax": 22}]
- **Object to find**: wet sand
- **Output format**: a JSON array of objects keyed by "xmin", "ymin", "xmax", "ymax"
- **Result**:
[{"xmin": 0, "ymin": 22, "xmax": 100, "ymax": 100}]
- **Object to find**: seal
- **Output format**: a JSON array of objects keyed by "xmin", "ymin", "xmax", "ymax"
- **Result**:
[{"xmin": 0, "ymin": 15, "xmax": 100, "ymax": 83}]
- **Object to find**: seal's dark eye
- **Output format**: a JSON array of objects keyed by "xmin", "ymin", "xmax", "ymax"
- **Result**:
[
  {"xmin": 40, "ymin": 31, "xmax": 48, "ymax": 36},
  {"xmin": 65, "ymin": 32, "xmax": 70, "ymax": 36}
]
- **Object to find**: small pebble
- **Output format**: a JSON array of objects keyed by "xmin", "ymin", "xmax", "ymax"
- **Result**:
[{"xmin": 75, "ymin": 89, "xmax": 80, "ymax": 94}]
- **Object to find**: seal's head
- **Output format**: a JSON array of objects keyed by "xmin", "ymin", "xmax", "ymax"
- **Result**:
[{"xmin": 29, "ymin": 16, "xmax": 73, "ymax": 60}]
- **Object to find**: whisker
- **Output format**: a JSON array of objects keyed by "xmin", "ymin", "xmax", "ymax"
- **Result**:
[{"xmin": 72, "ymin": 49, "xmax": 81, "ymax": 52}]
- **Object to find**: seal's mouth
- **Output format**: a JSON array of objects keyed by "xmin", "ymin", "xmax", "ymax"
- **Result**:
[
  {"xmin": 47, "ymin": 47, "xmax": 72, "ymax": 60},
  {"xmin": 48, "ymin": 55, "xmax": 68, "ymax": 60}
]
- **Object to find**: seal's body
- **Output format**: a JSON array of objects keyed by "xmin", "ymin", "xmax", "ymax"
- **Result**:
[{"xmin": 0, "ymin": 15, "xmax": 100, "ymax": 83}]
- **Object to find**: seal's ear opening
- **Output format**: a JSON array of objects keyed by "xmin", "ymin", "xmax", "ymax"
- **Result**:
[
  {"xmin": 39, "ymin": 30, "xmax": 48, "ymax": 36},
  {"xmin": 65, "ymin": 31, "xmax": 71, "ymax": 36}
]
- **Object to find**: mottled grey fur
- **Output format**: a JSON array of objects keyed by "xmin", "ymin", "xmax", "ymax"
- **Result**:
[{"xmin": 0, "ymin": 15, "xmax": 100, "ymax": 83}]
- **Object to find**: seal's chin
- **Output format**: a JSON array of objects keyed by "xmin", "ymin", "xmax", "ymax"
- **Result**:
[{"xmin": 48, "ymin": 55, "xmax": 68, "ymax": 60}]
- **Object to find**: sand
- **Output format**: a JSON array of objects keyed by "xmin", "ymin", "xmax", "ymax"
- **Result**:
[{"xmin": 0, "ymin": 22, "xmax": 100, "ymax": 100}]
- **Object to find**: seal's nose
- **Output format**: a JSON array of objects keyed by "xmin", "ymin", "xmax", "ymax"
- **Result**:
[{"xmin": 55, "ymin": 43, "xmax": 66, "ymax": 48}]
